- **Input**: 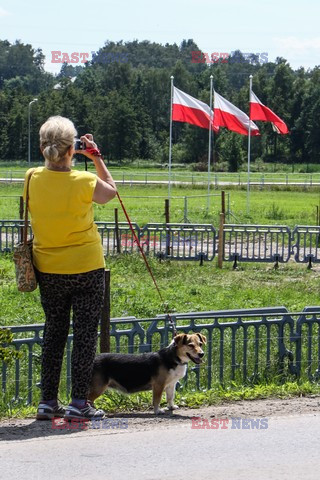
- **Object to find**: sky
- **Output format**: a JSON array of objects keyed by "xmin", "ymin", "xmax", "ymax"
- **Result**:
[{"xmin": 0, "ymin": 0, "xmax": 320, "ymax": 75}]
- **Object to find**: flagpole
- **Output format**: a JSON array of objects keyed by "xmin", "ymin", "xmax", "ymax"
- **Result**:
[
  {"xmin": 247, "ymin": 74, "xmax": 253, "ymax": 215},
  {"xmin": 168, "ymin": 75, "xmax": 174, "ymax": 199},
  {"xmin": 207, "ymin": 75, "xmax": 214, "ymax": 212}
]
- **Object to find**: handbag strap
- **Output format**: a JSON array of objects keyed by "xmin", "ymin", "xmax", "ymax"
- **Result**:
[{"xmin": 23, "ymin": 169, "xmax": 36, "ymax": 245}]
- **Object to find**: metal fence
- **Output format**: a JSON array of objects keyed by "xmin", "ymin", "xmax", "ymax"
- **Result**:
[
  {"xmin": 2, "ymin": 306, "xmax": 320, "ymax": 405},
  {"xmin": 2, "ymin": 170, "xmax": 320, "ymax": 187},
  {"xmin": 292, "ymin": 226, "xmax": 320, "ymax": 266},
  {"xmin": 2, "ymin": 219, "xmax": 320, "ymax": 266},
  {"xmin": 140, "ymin": 223, "xmax": 216, "ymax": 261},
  {"xmin": 0, "ymin": 220, "xmax": 32, "ymax": 252},
  {"xmin": 223, "ymin": 224, "xmax": 291, "ymax": 265},
  {"xmin": 96, "ymin": 221, "xmax": 140, "ymax": 255},
  {"xmin": 0, "ymin": 220, "xmax": 217, "ymax": 261}
]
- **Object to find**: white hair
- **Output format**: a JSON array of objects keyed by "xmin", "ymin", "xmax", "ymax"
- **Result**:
[{"xmin": 39, "ymin": 116, "xmax": 77, "ymax": 163}]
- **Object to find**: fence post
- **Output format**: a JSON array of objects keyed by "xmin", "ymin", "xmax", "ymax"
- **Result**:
[
  {"xmin": 184, "ymin": 196, "xmax": 189, "ymax": 223},
  {"xmin": 114, "ymin": 208, "xmax": 121, "ymax": 254},
  {"xmin": 218, "ymin": 212, "xmax": 225, "ymax": 268},
  {"xmin": 100, "ymin": 269, "xmax": 111, "ymax": 353},
  {"xmin": 19, "ymin": 196, "xmax": 24, "ymax": 242},
  {"xmin": 165, "ymin": 199, "xmax": 170, "ymax": 256},
  {"xmin": 221, "ymin": 190, "xmax": 225, "ymax": 215}
]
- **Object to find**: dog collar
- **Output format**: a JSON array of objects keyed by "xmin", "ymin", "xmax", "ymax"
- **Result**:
[{"xmin": 175, "ymin": 358, "xmax": 187, "ymax": 366}]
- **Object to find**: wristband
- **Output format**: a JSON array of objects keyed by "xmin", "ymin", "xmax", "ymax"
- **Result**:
[{"xmin": 86, "ymin": 147, "xmax": 102, "ymax": 157}]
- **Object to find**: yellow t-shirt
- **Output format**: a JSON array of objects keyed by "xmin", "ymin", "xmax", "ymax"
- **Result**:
[{"xmin": 24, "ymin": 167, "xmax": 105, "ymax": 274}]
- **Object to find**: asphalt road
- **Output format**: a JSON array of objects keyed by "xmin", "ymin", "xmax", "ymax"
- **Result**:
[{"xmin": 1, "ymin": 412, "xmax": 319, "ymax": 480}]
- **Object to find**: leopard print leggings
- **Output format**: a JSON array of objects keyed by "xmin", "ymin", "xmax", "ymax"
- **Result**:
[{"xmin": 37, "ymin": 268, "xmax": 105, "ymax": 401}]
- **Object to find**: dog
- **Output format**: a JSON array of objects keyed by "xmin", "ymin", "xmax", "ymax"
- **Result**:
[{"xmin": 88, "ymin": 333, "xmax": 207, "ymax": 414}]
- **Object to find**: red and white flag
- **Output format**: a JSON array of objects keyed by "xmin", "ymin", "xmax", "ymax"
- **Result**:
[
  {"xmin": 172, "ymin": 87, "xmax": 218, "ymax": 131},
  {"xmin": 250, "ymin": 91, "xmax": 289, "ymax": 134},
  {"xmin": 213, "ymin": 91, "xmax": 260, "ymax": 136}
]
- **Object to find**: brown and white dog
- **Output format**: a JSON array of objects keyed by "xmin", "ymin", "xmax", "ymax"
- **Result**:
[{"xmin": 88, "ymin": 333, "xmax": 207, "ymax": 414}]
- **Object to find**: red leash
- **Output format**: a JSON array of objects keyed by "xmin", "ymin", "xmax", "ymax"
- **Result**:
[{"xmin": 116, "ymin": 192, "xmax": 177, "ymax": 336}]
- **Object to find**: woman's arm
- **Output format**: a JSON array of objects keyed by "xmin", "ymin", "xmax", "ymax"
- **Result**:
[{"xmin": 92, "ymin": 157, "xmax": 117, "ymax": 204}]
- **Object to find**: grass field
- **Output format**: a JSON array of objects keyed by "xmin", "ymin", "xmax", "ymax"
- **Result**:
[
  {"xmin": 1, "ymin": 254, "xmax": 319, "ymax": 327},
  {"xmin": 2, "ymin": 163, "xmax": 320, "ymax": 185},
  {"xmin": 1, "ymin": 180, "xmax": 320, "ymax": 226},
  {"xmin": 2, "ymin": 159, "xmax": 320, "ymax": 173}
]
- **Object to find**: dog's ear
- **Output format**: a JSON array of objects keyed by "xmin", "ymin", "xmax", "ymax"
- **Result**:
[
  {"xmin": 197, "ymin": 333, "xmax": 207, "ymax": 345},
  {"xmin": 174, "ymin": 334, "xmax": 188, "ymax": 345}
]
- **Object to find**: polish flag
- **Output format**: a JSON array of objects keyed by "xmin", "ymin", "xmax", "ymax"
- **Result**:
[
  {"xmin": 172, "ymin": 87, "xmax": 218, "ymax": 131},
  {"xmin": 213, "ymin": 91, "xmax": 260, "ymax": 136},
  {"xmin": 250, "ymin": 91, "xmax": 289, "ymax": 134}
]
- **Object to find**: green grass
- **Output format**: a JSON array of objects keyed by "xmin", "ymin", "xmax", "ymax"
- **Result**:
[
  {"xmin": 1, "ymin": 162, "xmax": 320, "ymax": 226},
  {"xmin": 1, "ymin": 180, "xmax": 320, "ymax": 226},
  {"xmin": 1, "ymin": 254, "xmax": 319, "ymax": 327},
  {"xmin": 2, "ymin": 159, "xmax": 320, "ymax": 173},
  {"xmin": 2, "ymin": 165, "xmax": 320, "ymax": 185},
  {"xmin": 94, "ymin": 380, "xmax": 320, "ymax": 414}
]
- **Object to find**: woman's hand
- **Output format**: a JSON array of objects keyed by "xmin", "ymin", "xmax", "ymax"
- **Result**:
[
  {"xmin": 74, "ymin": 133, "xmax": 117, "ymax": 202},
  {"xmin": 74, "ymin": 134, "xmax": 102, "ymax": 161}
]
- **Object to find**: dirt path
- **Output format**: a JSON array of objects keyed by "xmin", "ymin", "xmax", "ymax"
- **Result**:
[{"xmin": 1, "ymin": 395, "xmax": 320, "ymax": 441}]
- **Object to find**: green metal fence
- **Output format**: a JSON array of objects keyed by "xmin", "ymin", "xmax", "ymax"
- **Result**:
[{"xmin": 2, "ymin": 306, "xmax": 320, "ymax": 405}]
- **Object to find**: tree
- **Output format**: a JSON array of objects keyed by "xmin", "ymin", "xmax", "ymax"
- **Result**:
[
  {"xmin": 217, "ymin": 132, "xmax": 245, "ymax": 172},
  {"xmin": 97, "ymin": 91, "xmax": 141, "ymax": 160}
]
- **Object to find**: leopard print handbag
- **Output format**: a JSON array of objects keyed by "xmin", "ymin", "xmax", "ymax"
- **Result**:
[{"xmin": 13, "ymin": 169, "xmax": 37, "ymax": 292}]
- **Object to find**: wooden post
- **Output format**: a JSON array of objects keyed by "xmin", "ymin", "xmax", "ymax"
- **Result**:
[
  {"xmin": 165, "ymin": 199, "xmax": 170, "ymax": 223},
  {"xmin": 221, "ymin": 190, "xmax": 225, "ymax": 215},
  {"xmin": 218, "ymin": 212, "xmax": 225, "ymax": 269},
  {"xmin": 114, "ymin": 208, "xmax": 121, "ymax": 254},
  {"xmin": 165, "ymin": 199, "xmax": 170, "ymax": 256},
  {"xmin": 100, "ymin": 269, "xmax": 111, "ymax": 353},
  {"xmin": 19, "ymin": 196, "xmax": 24, "ymax": 242}
]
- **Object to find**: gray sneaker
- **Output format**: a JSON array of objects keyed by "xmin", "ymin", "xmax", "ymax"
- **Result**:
[
  {"xmin": 64, "ymin": 401, "xmax": 105, "ymax": 420},
  {"xmin": 36, "ymin": 402, "xmax": 66, "ymax": 420}
]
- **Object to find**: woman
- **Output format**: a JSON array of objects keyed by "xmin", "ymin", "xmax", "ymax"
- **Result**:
[{"xmin": 25, "ymin": 116, "xmax": 117, "ymax": 420}]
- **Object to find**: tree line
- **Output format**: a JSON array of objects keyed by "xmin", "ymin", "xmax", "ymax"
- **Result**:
[{"xmin": 0, "ymin": 38, "xmax": 319, "ymax": 170}]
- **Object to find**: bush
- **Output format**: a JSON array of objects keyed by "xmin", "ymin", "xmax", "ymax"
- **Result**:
[
  {"xmin": 265, "ymin": 203, "xmax": 286, "ymax": 220},
  {"xmin": 0, "ymin": 328, "xmax": 21, "ymax": 364},
  {"xmin": 191, "ymin": 162, "xmax": 208, "ymax": 172}
]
